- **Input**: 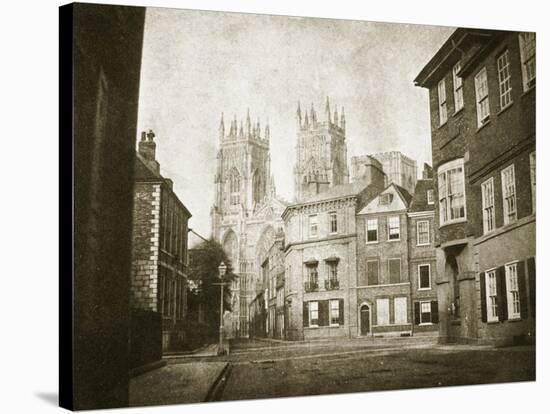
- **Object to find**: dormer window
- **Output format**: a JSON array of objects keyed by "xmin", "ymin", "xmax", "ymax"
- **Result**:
[{"xmin": 379, "ymin": 193, "xmax": 393, "ymax": 205}]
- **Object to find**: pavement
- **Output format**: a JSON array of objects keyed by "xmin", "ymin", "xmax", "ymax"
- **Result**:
[{"xmin": 129, "ymin": 359, "xmax": 228, "ymax": 407}]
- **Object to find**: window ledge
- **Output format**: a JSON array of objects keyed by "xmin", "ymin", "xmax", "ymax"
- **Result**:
[
  {"xmin": 419, "ymin": 322, "xmax": 433, "ymax": 326},
  {"xmin": 439, "ymin": 218, "xmax": 467, "ymax": 228},
  {"xmin": 329, "ymin": 324, "xmax": 341, "ymax": 328},
  {"xmin": 507, "ymin": 316, "xmax": 522, "ymax": 322},
  {"xmin": 453, "ymin": 106, "xmax": 464, "ymax": 117},
  {"xmin": 521, "ymin": 84, "xmax": 535, "ymax": 97},
  {"xmin": 486, "ymin": 320, "xmax": 499, "ymax": 325},
  {"xmin": 497, "ymin": 102, "xmax": 514, "ymax": 117},
  {"xmin": 476, "ymin": 118, "xmax": 491, "ymax": 133},
  {"xmin": 366, "ymin": 241, "xmax": 379, "ymax": 245},
  {"xmin": 437, "ymin": 120, "xmax": 448, "ymax": 130},
  {"xmin": 416, "ymin": 243, "xmax": 431, "ymax": 247},
  {"xmin": 387, "ymin": 238, "xmax": 401, "ymax": 242},
  {"xmin": 418, "ymin": 287, "xmax": 432, "ymax": 291}
]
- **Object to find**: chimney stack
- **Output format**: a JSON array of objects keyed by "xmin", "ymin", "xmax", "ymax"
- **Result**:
[{"xmin": 138, "ymin": 129, "xmax": 160, "ymax": 175}]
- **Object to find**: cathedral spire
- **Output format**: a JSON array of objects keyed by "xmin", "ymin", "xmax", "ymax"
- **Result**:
[
  {"xmin": 219, "ymin": 112, "xmax": 225, "ymax": 140},
  {"xmin": 340, "ymin": 107, "xmax": 346, "ymax": 131},
  {"xmin": 265, "ymin": 119, "xmax": 270, "ymax": 141},
  {"xmin": 297, "ymin": 101, "xmax": 302, "ymax": 129},
  {"xmin": 310, "ymin": 103, "xmax": 317, "ymax": 123},
  {"xmin": 304, "ymin": 110, "xmax": 309, "ymax": 129},
  {"xmin": 325, "ymin": 96, "xmax": 331, "ymax": 124},
  {"xmin": 239, "ymin": 120, "xmax": 244, "ymax": 138},
  {"xmin": 246, "ymin": 108, "xmax": 251, "ymax": 136},
  {"xmin": 256, "ymin": 118, "xmax": 261, "ymax": 138},
  {"xmin": 333, "ymin": 106, "xmax": 339, "ymax": 127}
]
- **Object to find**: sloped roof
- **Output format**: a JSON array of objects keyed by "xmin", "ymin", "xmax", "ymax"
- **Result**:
[
  {"xmin": 409, "ymin": 179, "xmax": 435, "ymax": 212},
  {"xmin": 301, "ymin": 178, "xmax": 373, "ymax": 204},
  {"xmin": 393, "ymin": 184, "xmax": 413, "ymax": 207},
  {"xmin": 134, "ymin": 153, "xmax": 162, "ymax": 180}
]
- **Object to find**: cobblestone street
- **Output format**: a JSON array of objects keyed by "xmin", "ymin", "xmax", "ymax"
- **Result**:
[{"xmin": 211, "ymin": 338, "xmax": 535, "ymax": 402}]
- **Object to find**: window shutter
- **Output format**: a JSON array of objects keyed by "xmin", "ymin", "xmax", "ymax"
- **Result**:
[
  {"xmin": 496, "ymin": 266, "xmax": 508, "ymax": 321},
  {"xmin": 303, "ymin": 301, "xmax": 309, "ymax": 327},
  {"xmin": 319, "ymin": 300, "xmax": 328, "ymax": 326},
  {"xmin": 527, "ymin": 257, "xmax": 536, "ymax": 318},
  {"xmin": 480, "ymin": 273, "xmax": 487, "ymax": 323},
  {"xmin": 431, "ymin": 301, "xmax": 439, "ymax": 324},
  {"xmin": 517, "ymin": 261, "xmax": 528, "ymax": 319},
  {"xmin": 339, "ymin": 298, "xmax": 345, "ymax": 325},
  {"xmin": 414, "ymin": 302, "xmax": 420, "ymax": 325}
]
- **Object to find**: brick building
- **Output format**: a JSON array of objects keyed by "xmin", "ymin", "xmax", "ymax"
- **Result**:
[
  {"xmin": 131, "ymin": 130, "xmax": 192, "ymax": 351},
  {"xmin": 408, "ymin": 175, "xmax": 439, "ymax": 334},
  {"xmin": 415, "ymin": 29, "xmax": 536, "ymax": 345},
  {"xmin": 356, "ymin": 183, "xmax": 413, "ymax": 336}
]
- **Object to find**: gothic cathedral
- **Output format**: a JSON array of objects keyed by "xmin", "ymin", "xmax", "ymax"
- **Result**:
[{"xmin": 211, "ymin": 110, "xmax": 287, "ymax": 338}]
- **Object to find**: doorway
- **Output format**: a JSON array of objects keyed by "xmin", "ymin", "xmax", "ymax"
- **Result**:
[{"xmin": 360, "ymin": 304, "xmax": 370, "ymax": 336}]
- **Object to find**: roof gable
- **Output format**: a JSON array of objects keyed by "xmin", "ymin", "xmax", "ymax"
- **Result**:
[{"xmin": 357, "ymin": 184, "xmax": 410, "ymax": 215}]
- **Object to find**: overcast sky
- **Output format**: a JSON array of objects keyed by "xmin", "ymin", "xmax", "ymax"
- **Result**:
[{"xmin": 136, "ymin": 7, "xmax": 454, "ymax": 243}]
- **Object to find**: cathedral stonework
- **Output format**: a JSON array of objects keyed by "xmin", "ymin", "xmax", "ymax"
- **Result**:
[
  {"xmin": 211, "ymin": 110, "xmax": 287, "ymax": 338},
  {"xmin": 293, "ymin": 97, "xmax": 350, "ymax": 202}
]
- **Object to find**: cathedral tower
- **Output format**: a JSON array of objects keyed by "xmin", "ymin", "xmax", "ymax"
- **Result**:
[
  {"xmin": 293, "ymin": 97, "xmax": 350, "ymax": 201},
  {"xmin": 211, "ymin": 109, "xmax": 272, "ymax": 241}
]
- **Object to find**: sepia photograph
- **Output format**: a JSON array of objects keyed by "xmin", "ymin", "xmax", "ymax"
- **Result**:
[{"xmin": 58, "ymin": 1, "xmax": 537, "ymax": 411}]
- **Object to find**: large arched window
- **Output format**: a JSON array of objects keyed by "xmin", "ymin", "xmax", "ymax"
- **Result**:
[{"xmin": 229, "ymin": 169, "xmax": 240, "ymax": 205}]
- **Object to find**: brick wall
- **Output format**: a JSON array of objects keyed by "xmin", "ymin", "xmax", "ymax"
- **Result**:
[{"xmin": 131, "ymin": 182, "xmax": 161, "ymax": 312}]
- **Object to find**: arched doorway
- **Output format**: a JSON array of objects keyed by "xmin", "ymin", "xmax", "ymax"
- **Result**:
[{"xmin": 360, "ymin": 304, "xmax": 370, "ymax": 336}]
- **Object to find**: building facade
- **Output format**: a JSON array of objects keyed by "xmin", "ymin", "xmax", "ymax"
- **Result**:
[
  {"xmin": 283, "ymin": 162, "xmax": 386, "ymax": 340},
  {"xmin": 211, "ymin": 110, "xmax": 288, "ymax": 338},
  {"xmin": 355, "ymin": 184, "xmax": 414, "ymax": 336},
  {"xmin": 293, "ymin": 98, "xmax": 350, "ymax": 201},
  {"xmin": 131, "ymin": 130, "xmax": 191, "ymax": 351},
  {"xmin": 408, "ymin": 177, "xmax": 439, "ymax": 334},
  {"xmin": 415, "ymin": 29, "xmax": 536, "ymax": 345}
]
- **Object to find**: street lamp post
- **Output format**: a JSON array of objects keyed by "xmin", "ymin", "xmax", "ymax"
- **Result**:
[{"xmin": 217, "ymin": 261, "xmax": 227, "ymax": 355}]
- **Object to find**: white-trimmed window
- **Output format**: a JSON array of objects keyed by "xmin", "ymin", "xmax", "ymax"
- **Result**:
[
  {"xmin": 501, "ymin": 164, "xmax": 517, "ymax": 225},
  {"xmin": 394, "ymin": 297, "xmax": 408, "ymax": 325},
  {"xmin": 485, "ymin": 270, "xmax": 499, "ymax": 322},
  {"xmin": 475, "ymin": 67, "xmax": 490, "ymax": 127},
  {"xmin": 481, "ymin": 177, "xmax": 495, "ymax": 234},
  {"xmin": 309, "ymin": 301, "xmax": 319, "ymax": 327},
  {"xmin": 418, "ymin": 264, "xmax": 431, "ymax": 290},
  {"xmin": 519, "ymin": 32, "xmax": 536, "ymax": 91},
  {"xmin": 416, "ymin": 220, "xmax": 430, "ymax": 245},
  {"xmin": 330, "ymin": 299, "xmax": 340, "ymax": 326},
  {"xmin": 438, "ymin": 78, "xmax": 448, "ymax": 125},
  {"xmin": 438, "ymin": 159, "xmax": 466, "ymax": 226},
  {"xmin": 530, "ymin": 151, "xmax": 536, "ymax": 213},
  {"xmin": 388, "ymin": 216, "xmax": 400, "ymax": 240},
  {"xmin": 505, "ymin": 262, "xmax": 521, "ymax": 320},
  {"xmin": 453, "ymin": 62, "xmax": 464, "ymax": 112},
  {"xmin": 376, "ymin": 298, "xmax": 390, "ymax": 326},
  {"xmin": 329, "ymin": 211, "xmax": 338, "ymax": 234},
  {"xmin": 309, "ymin": 214, "xmax": 318, "ymax": 238},
  {"xmin": 366, "ymin": 218, "xmax": 378, "ymax": 243},
  {"xmin": 497, "ymin": 50, "xmax": 512, "ymax": 109},
  {"xmin": 420, "ymin": 301, "xmax": 432, "ymax": 324},
  {"xmin": 427, "ymin": 189, "xmax": 434, "ymax": 205}
]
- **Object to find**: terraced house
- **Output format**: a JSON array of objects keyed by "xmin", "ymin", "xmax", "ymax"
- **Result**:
[{"xmin": 415, "ymin": 28, "xmax": 536, "ymax": 345}]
